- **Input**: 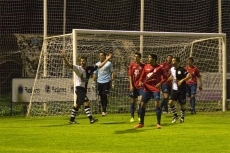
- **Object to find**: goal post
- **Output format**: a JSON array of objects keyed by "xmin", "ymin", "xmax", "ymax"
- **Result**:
[
  {"xmin": 27, "ymin": 29, "xmax": 226, "ymax": 116},
  {"xmin": 72, "ymin": 29, "xmax": 227, "ymax": 111}
]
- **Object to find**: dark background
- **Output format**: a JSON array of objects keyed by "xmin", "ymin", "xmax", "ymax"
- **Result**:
[
  {"xmin": 0, "ymin": 0, "xmax": 229, "ymax": 35},
  {"xmin": 0, "ymin": 0, "xmax": 230, "ymax": 92}
]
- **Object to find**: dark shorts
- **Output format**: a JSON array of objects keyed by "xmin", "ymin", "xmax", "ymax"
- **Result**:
[
  {"xmin": 129, "ymin": 88, "xmax": 143, "ymax": 98},
  {"xmin": 97, "ymin": 81, "xmax": 111, "ymax": 95},
  {"xmin": 170, "ymin": 89, "xmax": 186, "ymax": 105},
  {"xmin": 75, "ymin": 86, "xmax": 89, "ymax": 105},
  {"xmin": 161, "ymin": 84, "xmax": 172, "ymax": 95},
  {"xmin": 186, "ymin": 83, "xmax": 197, "ymax": 97},
  {"xmin": 142, "ymin": 91, "xmax": 160, "ymax": 103}
]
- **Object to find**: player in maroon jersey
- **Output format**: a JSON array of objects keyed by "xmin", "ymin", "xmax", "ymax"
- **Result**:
[
  {"xmin": 185, "ymin": 57, "xmax": 202, "ymax": 114},
  {"xmin": 134, "ymin": 54, "xmax": 167, "ymax": 129},
  {"xmin": 128, "ymin": 52, "xmax": 145, "ymax": 122},
  {"xmin": 160, "ymin": 55, "xmax": 172, "ymax": 114}
]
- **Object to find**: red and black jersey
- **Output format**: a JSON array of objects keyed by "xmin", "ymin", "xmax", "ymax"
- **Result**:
[
  {"xmin": 160, "ymin": 61, "xmax": 172, "ymax": 86},
  {"xmin": 128, "ymin": 62, "xmax": 145, "ymax": 89},
  {"xmin": 184, "ymin": 65, "xmax": 201, "ymax": 84},
  {"xmin": 139, "ymin": 63, "xmax": 167, "ymax": 92}
]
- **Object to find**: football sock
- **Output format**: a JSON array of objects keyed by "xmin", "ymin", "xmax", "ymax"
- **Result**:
[
  {"xmin": 137, "ymin": 103, "xmax": 141, "ymax": 117},
  {"xmin": 170, "ymin": 105, "xmax": 178, "ymax": 117},
  {"xmin": 102, "ymin": 93, "xmax": 108, "ymax": 112},
  {"xmin": 155, "ymin": 107, "xmax": 161, "ymax": 124},
  {"xmin": 130, "ymin": 103, "xmax": 135, "ymax": 117},
  {"xmin": 180, "ymin": 109, "xmax": 186, "ymax": 119},
  {"xmin": 140, "ymin": 107, "xmax": 146, "ymax": 124},
  {"xmin": 164, "ymin": 98, "xmax": 169, "ymax": 112},
  {"xmin": 70, "ymin": 107, "xmax": 78, "ymax": 121},
  {"xmin": 85, "ymin": 106, "xmax": 93, "ymax": 120},
  {"xmin": 160, "ymin": 98, "xmax": 165, "ymax": 110},
  {"xmin": 191, "ymin": 97, "xmax": 195, "ymax": 111}
]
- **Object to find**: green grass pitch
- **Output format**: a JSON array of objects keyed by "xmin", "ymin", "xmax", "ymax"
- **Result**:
[{"xmin": 0, "ymin": 112, "xmax": 230, "ymax": 153}]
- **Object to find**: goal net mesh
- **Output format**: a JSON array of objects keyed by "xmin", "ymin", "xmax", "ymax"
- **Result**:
[{"xmin": 27, "ymin": 31, "xmax": 225, "ymax": 116}]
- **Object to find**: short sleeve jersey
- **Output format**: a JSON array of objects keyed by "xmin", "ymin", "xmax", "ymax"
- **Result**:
[
  {"xmin": 139, "ymin": 63, "xmax": 167, "ymax": 92},
  {"xmin": 128, "ymin": 62, "xmax": 145, "ymax": 89},
  {"xmin": 73, "ymin": 65, "xmax": 98, "ymax": 89},
  {"xmin": 184, "ymin": 65, "xmax": 201, "ymax": 84},
  {"xmin": 170, "ymin": 66, "xmax": 188, "ymax": 91},
  {"xmin": 160, "ymin": 61, "xmax": 172, "ymax": 85},
  {"xmin": 94, "ymin": 61, "xmax": 113, "ymax": 83}
]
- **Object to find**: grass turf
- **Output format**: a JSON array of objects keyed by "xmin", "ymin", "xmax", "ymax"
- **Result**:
[{"xmin": 0, "ymin": 112, "xmax": 230, "ymax": 153}]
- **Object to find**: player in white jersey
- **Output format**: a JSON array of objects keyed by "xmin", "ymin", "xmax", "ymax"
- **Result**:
[
  {"xmin": 168, "ymin": 57, "xmax": 191, "ymax": 123},
  {"xmin": 62, "ymin": 50, "xmax": 112, "ymax": 124}
]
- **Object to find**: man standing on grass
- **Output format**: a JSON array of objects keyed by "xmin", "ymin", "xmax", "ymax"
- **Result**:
[
  {"xmin": 134, "ymin": 54, "xmax": 167, "ymax": 129},
  {"xmin": 92, "ymin": 52, "xmax": 115, "ymax": 116},
  {"xmin": 168, "ymin": 57, "xmax": 191, "ymax": 124},
  {"xmin": 185, "ymin": 57, "xmax": 202, "ymax": 114},
  {"xmin": 62, "ymin": 50, "xmax": 112, "ymax": 124},
  {"xmin": 128, "ymin": 52, "xmax": 145, "ymax": 122},
  {"xmin": 160, "ymin": 55, "xmax": 172, "ymax": 114}
]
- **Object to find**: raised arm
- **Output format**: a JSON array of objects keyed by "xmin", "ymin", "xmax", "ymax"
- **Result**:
[
  {"xmin": 62, "ymin": 50, "xmax": 81, "ymax": 77},
  {"xmin": 97, "ymin": 53, "xmax": 113, "ymax": 69},
  {"xmin": 62, "ymin": 50, "xmax": 73, "ymax": 69}
]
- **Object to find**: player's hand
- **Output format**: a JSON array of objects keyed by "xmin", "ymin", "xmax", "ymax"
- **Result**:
[
  {"xmin": 91, "ymin": 81, "xmax": 96, "ymax": 90},
  {"xmin": 106, "ymin": 53, "xmax": 113, "ymax": 60},
  {"xmin": 178, "ymin": 80, "xmax": 183, "ymax": 86},
  {"xmin": 199, "ymin": 86, "xmax": 202, "ymax": 91},
  {"xmin": 130, "ymin": 86, "xmax": 134, "ymax": 92},
  {"xmin": 111, "ymin": 80, "xmax": 115, "ymax": 89}
]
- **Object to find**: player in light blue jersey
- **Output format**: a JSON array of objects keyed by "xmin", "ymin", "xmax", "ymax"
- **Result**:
[{"xmin": 92, "ymin": 52, "xmax": 115, "ymax": 116}]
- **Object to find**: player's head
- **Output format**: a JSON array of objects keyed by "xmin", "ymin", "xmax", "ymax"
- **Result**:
[
  {"xmin": 187, "ymin": 57, "xmax": 194, "ymax": 66},
  {"xmin": 166, "ymin": 55, "xmax": 172, "ymax": 63},
  {"xmin": 99, "ymin": 52, "xmax": 106, "ymax": 62},
  {"xmin": 134, "ymin": 52, "xmax": 142, "ymax": 62},
  {"xmin": 148, "ymin": 54, "xmax": 157, "ymax": 64},
  {"xmin": 172, "ymin": 57, "xmax": 180, "ymax": 67},
  {"xmin": 80, "ymin": 56, "xmax": 87, "ymax": 67}
]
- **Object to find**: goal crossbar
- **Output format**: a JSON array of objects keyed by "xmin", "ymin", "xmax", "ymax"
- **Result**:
[{"xmin": 73, "ymin": 29, "xmax": 226, "ymax": 37}]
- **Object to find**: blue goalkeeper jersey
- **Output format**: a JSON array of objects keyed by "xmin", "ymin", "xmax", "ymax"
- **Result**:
[{"xmin": 94, "ymin": 61, "xmax": 113, "ymax": 83}]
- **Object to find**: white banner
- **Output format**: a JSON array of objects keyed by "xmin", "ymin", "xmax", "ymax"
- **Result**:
[{"xmin": 12, "ymin": 78, "xmax": 96, "ymax": 102}]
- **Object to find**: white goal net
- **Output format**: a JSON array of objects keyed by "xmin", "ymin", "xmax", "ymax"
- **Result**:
[{"xmin": 27, "ymin": 30, "xmax": 226, "ymax": 116}]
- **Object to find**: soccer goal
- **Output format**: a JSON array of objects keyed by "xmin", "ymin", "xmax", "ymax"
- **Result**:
[{"xmin": 27, "ymin": 29, "xmax": 226, "ymax": 116}]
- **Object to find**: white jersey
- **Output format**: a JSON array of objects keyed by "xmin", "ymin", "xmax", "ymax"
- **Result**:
[
  {"xmin": 73, "ymin": 65, "xmax": 87, "ymax": 88},
  {"xmin": 170, "ymin": 66, "xmax": 189, "ymax": 91},
  {"xmin": 170, "ymin": 67, "xmax": 178, "ymax": 90}
]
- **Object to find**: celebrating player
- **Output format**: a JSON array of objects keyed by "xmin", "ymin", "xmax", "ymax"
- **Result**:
[
  {"xmin": 160, "ymin": 55, "xmax": 172, "ymax": 114},
  {"xmin": 134, "ymin": 54, "xmax": 167, "ymax": 129},
  {"xmin": 185, "ymin": 57, "xmax": 202, "ymax": 114},
  {"xmin": 168, "ymin": 57, "xmax": 191, "ymax": 123},
  {"xmin": 92, "ymin": 52, "xmax": 115, "ymax": 116},
  {"xmin": 128, "ymin": 52, "xmax": 145, "ymax": 122},
  {"xmin": 62, "ymin": 50, "xmax": 112, "ymax": 124}
]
